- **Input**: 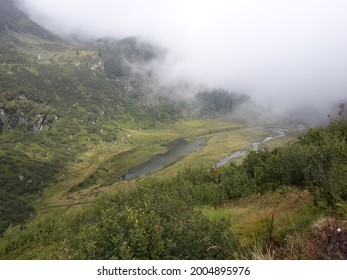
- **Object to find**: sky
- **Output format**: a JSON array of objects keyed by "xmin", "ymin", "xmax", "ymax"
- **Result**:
[{"xmin": 17, "ymin": 0, "xmax": 347, "ymax": 120}]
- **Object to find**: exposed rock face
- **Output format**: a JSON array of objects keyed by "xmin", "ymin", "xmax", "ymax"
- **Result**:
[
  {"xmin": 0, "ymin": 108, "xmax": 26, "ymax": 130},
  {"xmin": 0, "ymin": 109, "xmax": 5, "ymax": 132},
  {"xmin": 17, "ymin": 93, "xmax": 27, "ymax": 100},
  {"xmin": 31, "ymin": 114, "xmax": 45, "ymax": 132},
  {"xmin": 0, "ymin": 108, "xmax": 57, "ymax": 132}
]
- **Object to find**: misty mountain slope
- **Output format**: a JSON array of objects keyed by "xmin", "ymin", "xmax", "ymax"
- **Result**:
[
  {"xmin": 0, "ymin": 0, "xmax": 192, "ymax": 236},
  {"xmin": 195, "ymin": 89, "xmax": 250, "ymax": 117},
  {"xmin": 0, "ymin": 0, "xmax": 58, "ymax": 40}
]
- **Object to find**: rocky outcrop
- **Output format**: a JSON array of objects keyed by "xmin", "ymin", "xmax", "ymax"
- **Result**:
[{"xmin": 0, "ymin": 108, "xmax": 58, "ymax": 132}]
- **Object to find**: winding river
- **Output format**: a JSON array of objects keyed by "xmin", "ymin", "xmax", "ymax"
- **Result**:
[
  {"xmin": 214, "ymin": 127, "xmax": 287, "ymax": 168},
  {"xmin": 122, "ymin": 126, "xmax": 301, "ymax": 179}
]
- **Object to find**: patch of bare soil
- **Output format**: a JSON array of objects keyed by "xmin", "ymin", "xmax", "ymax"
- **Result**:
[{"xmin": 305, "ymin": 217, "xmax": 347, "ymax": 259}]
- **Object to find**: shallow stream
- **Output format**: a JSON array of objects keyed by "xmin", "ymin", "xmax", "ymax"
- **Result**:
[{"xmin": 214, "ymin": 127, "xmax": 287, "ymax": 168}]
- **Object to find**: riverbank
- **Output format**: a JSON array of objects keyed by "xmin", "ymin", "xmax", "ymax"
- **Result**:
[{"xmin": 214, "ymin": 127, "xmax": 288, "ymax": 168}]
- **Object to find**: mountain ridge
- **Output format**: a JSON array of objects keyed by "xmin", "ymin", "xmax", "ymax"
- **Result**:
[{"xmin": 0, "ymin": 0, "xmax": 59, "ymax": 40}]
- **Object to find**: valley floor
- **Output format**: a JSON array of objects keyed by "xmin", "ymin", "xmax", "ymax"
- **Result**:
[
  {"xmin": 36, "ymin": 118, "xmax": 301, "ymax": 212},
  {"xmin": 2, "ymin": 117, "xmax": 345, "ymax": 260}
]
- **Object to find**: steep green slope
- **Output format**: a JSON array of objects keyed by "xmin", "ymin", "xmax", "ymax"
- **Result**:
[{"xmin": 0, "ymin": 0, "xmax": 184, "ymax": 236}]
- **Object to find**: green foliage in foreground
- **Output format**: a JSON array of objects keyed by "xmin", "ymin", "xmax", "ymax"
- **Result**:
[
  {"xmin": 67, "ymin": 186, "xmax": 235, "ymax": 260},
  {"xmin": 0, "ymin": 177, "xmax": 236, "ymax": 259},
  {"xmin": 0, "ymin": 190, "xmax": 34, "ymax": 237}
]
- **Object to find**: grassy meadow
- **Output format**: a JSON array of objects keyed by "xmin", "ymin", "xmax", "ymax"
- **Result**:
[{"xmin": 36, "ymin": 118, "xmax": 299, "ymax": 211}]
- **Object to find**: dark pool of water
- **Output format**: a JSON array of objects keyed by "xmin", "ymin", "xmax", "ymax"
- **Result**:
[{"xmin": 122, "ymin": 138, "xmax": 206, "ymax": 180}]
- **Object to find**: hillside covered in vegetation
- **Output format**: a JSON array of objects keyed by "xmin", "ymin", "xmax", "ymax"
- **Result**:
[
  {"xmin": 1, "ymin": 105, "xmax": 346, "ymax": 259},
  {"xmin": 0, "ymin": 0, "xmax": 346, "ymax": 260}
]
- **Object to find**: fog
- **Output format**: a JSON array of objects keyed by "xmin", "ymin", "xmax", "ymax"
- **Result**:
[{"xmin": 17, "ymin": 0, "xmax": 347, "ymax": 122}]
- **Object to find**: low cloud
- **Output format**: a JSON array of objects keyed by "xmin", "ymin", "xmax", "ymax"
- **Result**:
[{"xmin": 17, "ymin": 0, "xmax": 347, "ymax": 121}]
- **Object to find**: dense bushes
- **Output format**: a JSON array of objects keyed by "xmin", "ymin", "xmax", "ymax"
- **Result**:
[
  {"xmin": 66, "ymin": 186, "xmax": 236, "ymax": 259},
  {"xmin": 0, "ymin": 190, "xmax": 34, "ymax": 237},
  {"xmin": 0, "ymin": 174, "xmax": 237, "ymax": 259},
  {"xmin": 230, "ymin": 106, "xmax": 347, "ymax": 208}
]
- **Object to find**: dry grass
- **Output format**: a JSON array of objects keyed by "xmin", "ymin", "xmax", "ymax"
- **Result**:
[
  {"xmin": 251, "ymin": 245, "xmax": 275, "ymax": 260},
  {"xmin": 202, "ymin": 187, "xmax": 321, "ymax": 259}
]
